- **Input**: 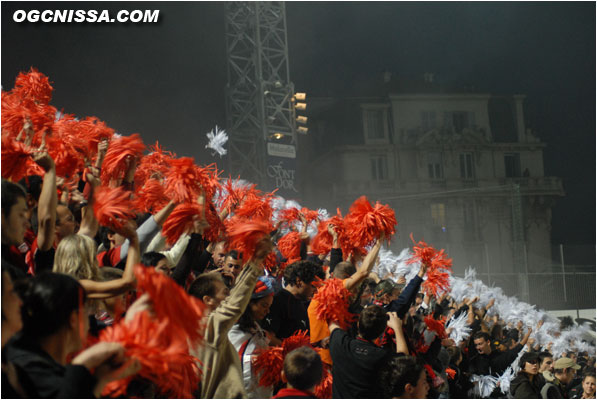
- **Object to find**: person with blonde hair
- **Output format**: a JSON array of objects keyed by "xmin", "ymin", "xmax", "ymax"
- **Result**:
[{"xmin": 53, "ymin": 221, "xmax": 139, "ymax": 299}]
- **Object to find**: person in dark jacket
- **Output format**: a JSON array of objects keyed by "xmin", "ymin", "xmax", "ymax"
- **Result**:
[
  {"xmin": 510, "ymin": 352, "xmax": 543, "ymax": 398},
  {"xmin": 469, "ymin": 330, "xmax": 531, "ymax": 376},
  {"xmin": 3, "ymin": 271, "xmax": 139, "ymax": 398}
]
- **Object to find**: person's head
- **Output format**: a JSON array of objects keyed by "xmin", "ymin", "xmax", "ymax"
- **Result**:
[
  {"xmin": 332, "ymin": 261, "xmax": 356, "ymax": 280},
  {"xmin": 99, "ymin": 267, "xmax": 126, "ymax": 318},
  {"xmin": 378, "ymin": 355, "xmax": 429, "ymax": 398},
  {"xmin": 1, "ymin": 179, "xmax": 28, "ymax": 246},
  {"xmin": 284, "ymin": 260, "xmax": 324, "ymax": 301},
  {"xmin": 415, "ymin": 293, "xmax": 424, "ymax": 305},
  {"xmin": 282, "ymin": 346, "xmax": 323, "ymax": 392},
  {"xmin": 447, "ymin": 346, "xmax": 463, "ymax": 366},
  {"xmin": 539, "ymin": 351, "xmax": 554, "ymax": 373},
  {"xmin": 2, "ymin": 267, "xmax": 23, "ymax": 346},
  {"xmin": 554, "ymin": 357, "xmax": 581, "ymax": 384},
  {"xmin": 212, "ymin": 241, "xmax": 227, "ymax": 268},
  {"xmin": 19, "ymin": 272, "xmax": 88, "ymax": 359},
  {"xmin": 55, "ymin": 203, "xmax": 77, "ymax": 241},
  {"xmin": 188, "ymin": 271, "xmax": 229, "ymax": 311},
  {"xmin": 582, "ymin": 374, "xmax": 596, "ymax": 397},
  {"xmin": 141, "ymin": 252, "xmax": 170, "ymax": 276},
  {"xmin": 237, "ymin": 276, "xmax": 275, "ymax": 332},
  {"xmin": 223, "ymin": 250, "xmax": 243, "ymax": 279},
  {"xmin": 357, "ymin": 305, "xmax": 387, "ymax": 341},
  {"xmin": 18, "ymin": 175, "xmax": 43, "ymax": 208},
  {"xmin": 519, "ymin": 352, "xmax": 540, "ymax": 376},
  {"xmin": 375, "ymin": 280, "xmax": 398, "ymax": 305},
  {"xmin": 53, "ymin": 234, "xmax": 100, "ymax": 282},
  {"xmin": 473, "ymin": 331, "xmax": 492, "ymax": 355}
]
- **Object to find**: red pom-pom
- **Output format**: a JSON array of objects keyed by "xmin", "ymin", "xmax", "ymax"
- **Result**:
[
  {"xmin": 100, "ymin": 133, "xmax": 145, "ymax": 186},
  {"xmin": 424, "ymin": 315, "xmax": 447, "ymax": 339},
  {"xmin": 446, "ymin": 368, "xmax": 456, "ymax": 380},
  {"xmin": 203, "ymin": 201, "xmax": 226, "ymax": 243},
  {"xmin": 234, "ymin": 188, "xmax": 275, "ymax": 221},
  {"xmin": 13, "ymin": 67, "xmax": 53, "ymax": 105},
  {"xmin": 300, "ymin": 207, "xmax": 320, "ymax": 224},
  {"xmin": 225, "ymin": 216, "xmax": 273, "ymax": 264},
  {"xmin": 74, "ymin": 116, "xmax": 115, "ymax": 158},
  {"xmin": 314, "ymin": 364, "xmax": 333, "ymax": 399},
  {"xmin": 408, "ymin": 234, "xmax": 453, "ymax": 297},
  {"xmin": 0, "ymin": 134, "xmax": 38, "ymax": 181},
  {"xmin": 277, "ymin": 231, "xmax": 302, "ymax": 261},
  {"xmin": 45, "ymin": 123, "xmax": 86, "ymax": 178},
  {"xmin": 252, "ymin": 331, "xmax": 312, "ymax": 388},
  {"xmin": 278, "ymin": 207, "xmax": 300, "ymax": 225},
  {"xmin": 134, "ymin": 141, "xmax": 175, "ymax": 185},
  {"xmin": 252, "ymin": 347, "xmax": 284, "ymax": 387},
  {"xmin": 310, "ymin": 214, "xmax": 346, "ymax": 255},
  {"xmin": 99, "ymin": 311, "xmax": 200, "ymax": 398},
  {"xmin": 133, "ymin": 178, "xmax": 170, "ymax": 214},
  {"xmin": 217, "ymin": 178, "xmax": 254, "ymax": 214},
  {"xmin": 93, "ymin": 186, "xmax": 136, "ymax": 230},
  {"xmin": 1, "ymin": 90, "xmax": 56, "ymax": 139},
  {"xmin": 162, "ymin": 203, "xmax": 202, "ymax": 245},
  {"xmin": 134, "ymin": 264, "xmax": 206, "ymax": 346},
  {"xmin": 281, "ymin": 330, "xmax": 311, "ymax": 354},
  {"xmin": 344, "ymin": 196, "xmax": 397, "ymax": 248},
  {"xmin": 164, "ymin": 157, "xmax": 204, "ymax": 203},
  {"xmin": 312, "ymin": 278, "xmax": 355, "ymax": 330},
  {"xmin": 262, "ymin": 252, "xmax": 279, "ymax": 275}
]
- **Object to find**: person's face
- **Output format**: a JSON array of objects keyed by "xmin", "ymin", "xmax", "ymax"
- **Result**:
[
  {"xmin": 409, "ymin": 369, "xmax": 430, "ymax": 399},
  {"xmin": 582, "ymin": 376, "xmax": 596, "ymax": 396},
  {"xmin": 296, "ymin": 279, "xmax": 317, "ymax": 301},
  {"xmin": 2, "ymin": 271, "xmax": 23, "ymax": 339},
  {"xmin": 56, "ymin": 205, "xmax": 76, "ymax": 239},
  {"xmin": 1, "ymin": 197, "xmax": 28, "ymax": 246},
  {"xmin": 523, "ymin": 360, "xmax": 539, "ymax": 375},
  {"xmin": 209, "ymin": 280, "xmax": 230, "ymax": 310},
  {"xmin": 155, "ymin": 258, "xmax": 171, "ymax": 276},
  {"xmin": 107, "ymin": 232, "xmax": 126, "ymax": 248},
  {"xmin": 212, "ymin": 243, "xmax": 227, "ymax": 268},
  {"xmin": 474, "ymin": 338, "xmax": 492, "ymax": 355},
  {"xmin": 224, "ymin": 256, "xmax": 243, "ymax": 278},
  {"xmin": 103, "ymin": 293, "xmax": 126, "ymax": 318},
  {"xmin": 540, "ymin": 357, "xmax": 554, "ymax": 372},
  {"xmin": 250, "ymin": 295, "xmax": 273, "ymax": 322},
  {"xmin": 560, "ymin": 368, "xmax": 576, "ymax": 384}
]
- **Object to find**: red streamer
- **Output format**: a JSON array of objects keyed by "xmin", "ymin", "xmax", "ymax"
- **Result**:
[{"xmin": 93, "ymin": 186, "xmax": 136, "ymax": 230}]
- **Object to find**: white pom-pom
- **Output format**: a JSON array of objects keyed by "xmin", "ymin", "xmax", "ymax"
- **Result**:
[
  {"xmin": 446, "ymin": 311, "xmax": 472, "ymax": 344},
  {"xmin": 205, "ymin": 125, "xmax": 228, "ymax": 157}
]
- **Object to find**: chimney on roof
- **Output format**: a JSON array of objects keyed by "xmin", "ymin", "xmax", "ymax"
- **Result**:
[
  {"xmin": 383, "ymin": 70, "xmax": 392, "ymax": 83},
  {"xmin": 423, "ymin": 72, "xmax": 434, "ymax": 83}
]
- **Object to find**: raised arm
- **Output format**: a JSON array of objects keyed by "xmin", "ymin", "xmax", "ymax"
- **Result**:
[
  {"xmin": 387, "ymin": 311, "xmax": 408, "ymax": 354},
  {"xmin": 77, "ymin": 173, "xmax": 100, "ymax": 239},
  {"xmin": 343, "ymin": 238, "xmax": 382, "ymax": 291},
  {"xmin": 35, "ymin": 149, "xmax": 57, "ymax": 252}
]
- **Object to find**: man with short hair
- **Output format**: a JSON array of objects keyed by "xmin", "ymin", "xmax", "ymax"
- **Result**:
[
  {"xmin": 222, "ymin": 250, "xmax": 243, "ymax": 286},
  {"xmin": 539, "ymin": 351, "xmax": 555, "ymax": 373},
  {"xmin": 1, "ymin": 179, "xmax": 30, "ymax": 279},
  {"xmin": 262, "ymin": 260, "xmax": 324, "ymax": 344},
  {"xmin": 541, "ymin": 357, "xmax": 581, "ymax": 398},
  {"xmin": 273, "ymin": 346, "xmax": 323, "ymax": 399},
  {"xmin": 469, "ymin": 329, "xmax": 532, "ymax": 376}
]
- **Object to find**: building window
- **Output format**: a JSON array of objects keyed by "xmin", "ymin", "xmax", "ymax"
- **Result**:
[
  {"xmin": 427, "ymin": 152, "xmax": 444, "ymax": 179},
  {"xmin": 431, "ymin": 203, "xmax": 446, "ymax": 227},
  {"xmin": 444, "ymin": 111, "xmax": 475, "ymax": 132},
  {"xmin": 460, "ymin": 153, "xmax": 475, "ymax": 179},
  {"xmin": 421, "ymin": 110, "xmax": 437, "ymax": 131},
  {"xmin": 371, "ymin": 155, "xmax": 388, "ymax": 180},
  {"xmin": 463, "ymin": 200, "xmax": 480, "ymax": 241},
  {"xmin": 364, "ymin": 109, "xmax": 385, "ymax": 140},
  {"xmin": 504, "ymin": 153, "xmax": 521, "ymax": 177}
]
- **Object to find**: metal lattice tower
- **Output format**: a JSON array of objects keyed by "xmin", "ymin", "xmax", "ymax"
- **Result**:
[{"xmin": 224, "ymin": 2, "xmax": 296, "ymax": 188}]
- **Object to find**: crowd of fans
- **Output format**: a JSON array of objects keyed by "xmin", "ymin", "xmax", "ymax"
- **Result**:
[{"xmin": 1, "ymin": 69, "xmax": 595, "ymax": 399}]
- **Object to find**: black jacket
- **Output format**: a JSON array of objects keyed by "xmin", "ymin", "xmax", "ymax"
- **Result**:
[
  {"xmin": 4, "ymin": 334, "xmax": 97, "ymax": 398},
  {"xmin": 510, "ymin": 373, "xmax": 542, "ymax": 399},
  {"xmin": 468, "ymin": 344, "xmax": 523, "ymax": 376}
]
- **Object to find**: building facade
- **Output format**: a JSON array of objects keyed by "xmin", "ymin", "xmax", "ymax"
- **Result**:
[{"xmin": 300, "ymin": 86, "xmax": 564, "ymax": 302}]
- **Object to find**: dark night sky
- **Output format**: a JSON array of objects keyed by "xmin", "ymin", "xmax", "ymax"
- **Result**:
[{"xmin": 1, "ymin": 2, "xmax": 595, "ymax": 246}]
